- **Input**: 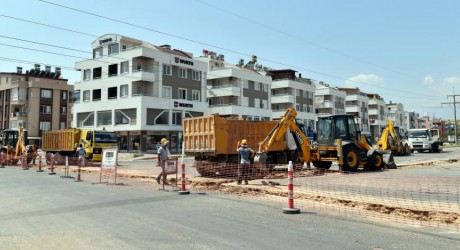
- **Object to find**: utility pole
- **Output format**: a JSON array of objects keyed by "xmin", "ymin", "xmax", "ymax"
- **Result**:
[{"xmin": 441, "ymin": 88, "xmax": 460, "ymax": 145}]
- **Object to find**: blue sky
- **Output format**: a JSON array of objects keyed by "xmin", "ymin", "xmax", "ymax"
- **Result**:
[{"xmin": 1, "ymin": 0, "xmax": 459, "ymax": 119}]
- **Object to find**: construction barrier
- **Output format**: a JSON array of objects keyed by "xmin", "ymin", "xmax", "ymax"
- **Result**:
[
  {"xmin": 75, "ymin": 158, "xmax": 82, "ymax": 182},
  {"xmin": 0, "ymin": 152, "xmax": 4, "ymax": 168},
  {"xmin": 48, "ymin": 154, "xmax": 56, "ymax": 175},
  {"xmin": 177, "ymin": 159, "xmax": 190, "ymax": 195},
  {"xmin": 60, "ymin": 156, "xmax": 73, "ymax": 179},
  {"xmin": 283, "ymin": 161, "xmax": 300, "ymax": 214},
  {"xmin": 159, "ymin": 159, "xmax": 178, "ymax": 190},
  {"xmin": 36, "ymin": 154, "xmax": 43, "ymax": 172}
]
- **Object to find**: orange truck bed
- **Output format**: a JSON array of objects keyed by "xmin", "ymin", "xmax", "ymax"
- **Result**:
[
  {"xmin": 183, "ymin": 115, "xmax": 286, "ymax": 156},
  {"xmin": 41, "ymin": 129, "xmax": 81, "ymax": 152}
]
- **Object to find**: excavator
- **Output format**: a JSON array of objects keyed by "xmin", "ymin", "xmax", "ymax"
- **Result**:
[
  {"xmin": 375, "ymin": 120, "xmax": 410, "ymax": 156},
  {"xmin": 0, "ymin": 127, "xmax": 36, "ymax": 165},
  {"xmin": 255, "ymin": 108, "xmax": 395, "ymax": 171}
]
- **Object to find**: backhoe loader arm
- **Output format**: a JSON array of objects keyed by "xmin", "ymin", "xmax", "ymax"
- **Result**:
[
  {"xmin": 257, "ymin": 108, "xmax": 311, "ymax": 163},
  {"xmin": 376, "ymin": 120, "xmax": 398, "ymax": 150}
]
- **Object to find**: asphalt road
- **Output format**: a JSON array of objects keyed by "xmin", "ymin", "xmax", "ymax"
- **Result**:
[{"xmin": 1, "ymin": 167, "xmax": 459, "ymax": 249}]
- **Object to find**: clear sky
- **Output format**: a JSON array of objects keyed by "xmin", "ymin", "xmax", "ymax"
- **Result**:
[{"xmin": 1, "ymin": 0, "xmax": 459, "ymax": 119}]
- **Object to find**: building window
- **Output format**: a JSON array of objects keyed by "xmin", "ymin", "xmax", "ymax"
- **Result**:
[
  {"xmin": 303, "ymin": 104, "xmax": 307, "ymax": 112},
  {"xmin": 83, "ymin": 90, "xmax": 90, "ymax": 102},
  {"xmin": 192, "ymin": 71, "xmax": 200, "ymax": 81},
  {"xmin": 61, "ymin": 106, "xmax": 67, "ymax": 115},
  {"xmin": 84, "ymin": 69, "xmax": 91, "ymax": 80},
  {"xmin": 255, "ymin": 82, "xmax": 260, "ymax": 91},
  {"xmin": 255, "ymin": 98, "xmax": 260, "ymax": 108},
  {"xmin": 172, "ymin": 111, "xmax": 182, "ymax": 125},
  {"xmin": 154, "ymin": 110, "xmax": 169, "ymax": 125},
  {"xmin": 40, "ymin": 105, "xmax": 52, "ymax": 114},
  {"xmin": 108, "ymin": 64, "xmax": 118, "ymax": 77},
  {"xmin": 162, "ymin": 86, "xmax": 172, "ymax": 98},
  {"xmin": 296, "ymin": 89, "xmax": 301, "ymax": 96},
  {"xmin": 308, "ymin": 105, "xmax": 313, "ymax": 112},
  {"xmin": 72, "ymin": 91, "xmax": 80, "ymax": 103},
  {"xmin": 263, "ymin": 84, "xmax": 268, "ymax": 92},
  {"xmin": 61, "ymin": 91, "xmax": 67, "ymax": 100},
  {"xmin": 93, "ymin": 89, "xmax": 101, "ymax": 101},
  {"xmin": 108, "ymin": 43, "xmax": 119, "ymax": 55},
  {"xmin": 40, "ymin": 121, "xmax": 51, "ymax": 131},
  {"xmin": 41, "ymin": 89, "xmax": 52, "ymax": 98},
  {"xmin": 121, "ymin": 44, "xmax": 128, "ymax": 51},
  {"xmin": 11, "ymin": 88, "xmax": 18, "ymax": 101},
  {"xmin": 178, "ymin": 88, "xmax": 187, "ymax": 100},
  {"xmin": 93, "ymin": 67, "xmax": 102, "ymax": 79},
  {"xmin": 121, "ymin": 61, "xmax": 129, "ymax": 74},
  {"xmin": 60, "ymin": 122, "xmax": 66, "ymax": 129},
  {"xmin": 192, "ymin": 90, "xmax": 200, "ymax": 101},
  {"xmin": 262, "ymin": 99, "xmax": 268, "ymax": 109},
  {"xmin": 243, "ymin": 97, "xmax": 249, "ymax": 107},
  {"xmin": 296, "ymin": 104, "xmax": 300, "ymax": 111},
  {"xmin": 136, "ymin": 63, "xmax": 142, "ymax": 71},
  {"xmin": 179, "ymin": 68, "xmax": 187, "ymax": 79},
  {"xmin": 108, "ymin": 87, "xmax": 117, "ymax": 99},
  {"xmin": 120, "ymin": 85, "xmax": 128, "ymax": 97},
  {"xmin": 163, "ymin": 64, "xmax": 171, "ymax": 76},
  {"xmin": 93, "ymin": 47, "xmax": 102, "ymax": 58},
  {"xmin": 243, "ymin": 80, "xmax": 249, "ymax": 89}
]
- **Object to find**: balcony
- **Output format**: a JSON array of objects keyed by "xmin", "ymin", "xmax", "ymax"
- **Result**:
[
  {"xmin": 271, "ymin": 94, "xmax": 295, "ymax": 104},
  {"xmin": 10, "ymin": 111, "xmax": 27, "ymax": 120},
  {"xmin": 131, "ymin": 69, "xmax": 155, "ymax": 81},
  {"xmin": 10, "ymin": 98, "xmax": 26, "ymax": 106},
  {"xmin": 207, "ymin": 85, "xmax": 240, "ymax": 97},
  {"xmin": 345, "ymin": 106, "xmax": 360, "ymax": 113},
  {"xmin": 317, "ymin": 101, "xmax": 333, "ymax": 108}
]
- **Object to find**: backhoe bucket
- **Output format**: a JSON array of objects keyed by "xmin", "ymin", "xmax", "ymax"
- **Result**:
[
  {"xmin": 254, "ymin": 152, "xmax": 267, "ymax": 165},
  {"xmin": 380, "ymin": 151, "xmax": 397, "ymax": 169}
]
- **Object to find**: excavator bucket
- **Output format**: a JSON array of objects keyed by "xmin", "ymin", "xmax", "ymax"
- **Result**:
[
  {"xmin": 253, "ymin": 152, "xmax": 267, "ymax": 165},
  {"xmin": 381, "ymin": 151, "xmax": 397, "ymax": 169}
]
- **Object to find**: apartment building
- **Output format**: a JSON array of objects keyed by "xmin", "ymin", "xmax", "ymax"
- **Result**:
[
  {"xmin": 196, "ymin": 52, "xmax": 272, "ymax": 120},
  {"xmin": 337, "ymin": 88, "xmax": 370, "ymax": 134},
  {"xmin": 267, "ymin": 69, "xmax": 316, "ymax": 128},
  {"xmin": 386, "ymin": 101, "xmax": 405, "ymax": 129},
  {"xmin": 314, "ymin": 82, "xmax": 346, "ymax": 115},
  {"xmin": 404, "ymin": 111, "xmax": 419, "ymax": 129},
  {"xmin": 418, "ymin": 113, "xmax": 434, "ymax": 129},
  {"xmin": 367, "ymin": 93, "xmax": 386, "ymax": 140},
  {"xmin": 74, "ymin": 34, "xmax": 208, "ymax": 153},
  {"xmin": 0, "ymin": 65, "xmax": 73, "ymax": 146}
]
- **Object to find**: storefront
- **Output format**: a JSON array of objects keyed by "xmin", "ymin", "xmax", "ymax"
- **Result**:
[{"xmin": 118, "ymin": 130, "xmax": 182, "ymax": 154}]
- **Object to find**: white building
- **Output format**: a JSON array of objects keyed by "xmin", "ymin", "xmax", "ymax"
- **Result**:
[
  {"xmin": 338, "ymin": 88, "xmax": 370, "ymax": 134},
  {"xmin": 314, "ymin": 82, "xmax": 346, "ymax": 115},
  {"xmin": 74, "ymin": 34, "xmax": 208, "ymax": 153},
  {"xmin": 267, "ymin": 69, "xmax": 316, "ymax": 128},
  {"xmin": 367, "ymin": 93, "xmax": 387, "ymax": 140},
  {"xmin": 196, "ymin": 52, "xmax": 272, "ymax": 121},
  {"xmin": 404, "ymin": 111, "xmax": 419, "ymax": 129},
  {"xmin": 386, "ymin": 102, "xmax": 405, "ymax": 129}
]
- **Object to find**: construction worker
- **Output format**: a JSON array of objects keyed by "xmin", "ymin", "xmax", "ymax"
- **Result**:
[
  {"xmin": 236, "ymin": 139, "xmax": 255, "ymax": 185},
  {"xmin": 76, "ymin": 144, "xmax": 86, "ymax": 166},
  {"xmin": 156, "ymin": 138, "xmax": 171, "ymax": 185}
]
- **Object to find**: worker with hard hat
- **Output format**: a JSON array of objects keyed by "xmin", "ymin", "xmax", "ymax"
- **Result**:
[
  {"xmin": 156, "ymin": 138, "xmax": 171, "ymax": 185},
  {"xmin": 236, "ymin": 139, "xmax": 255, "ymax": 185}
]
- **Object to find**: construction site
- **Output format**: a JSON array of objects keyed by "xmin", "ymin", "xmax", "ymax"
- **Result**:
[{"xmin": 1, "ymin": 109, "xmax": 458, "ymax": 234}]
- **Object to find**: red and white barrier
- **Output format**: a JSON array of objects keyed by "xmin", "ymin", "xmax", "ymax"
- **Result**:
[
  {"xmin": 49, "ymin": 154, "xmax": 56, "ymax": 175},
  {"xmin": 0, "ymin": 152, "xmax": 4, "ymax": 168},
  {"xmin": 283, "ymin": 161, "xmax": 300, "ymax": 214},
  {"xmin": 75, "ymin": 158, "xmax": 82, "ymax": 182},
  {"xmin": 37, "ymin": 154, "xmax": 43, "ymax": 172},
  {"xmin": 178, "ymin": 159, "xmax": 190, "ymax": 195}
]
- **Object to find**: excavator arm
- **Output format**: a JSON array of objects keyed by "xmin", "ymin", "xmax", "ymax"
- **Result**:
[{"xmin": 255, "ymin": 108, "xmax": 311, "ymax": 164}]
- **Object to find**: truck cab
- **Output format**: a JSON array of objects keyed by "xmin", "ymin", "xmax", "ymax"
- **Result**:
[
  {"xmin": 408, "ymin": 128, "xmax": 442, "ymax": 153},
  {"xmin": 80, "ymin": 130, "xmax": 118, "ymax": 161}
]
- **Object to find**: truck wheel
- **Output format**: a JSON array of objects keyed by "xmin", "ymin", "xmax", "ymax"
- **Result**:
[
  {"xmin": 312, "ymin": 161, "xmax": 332, "ymax": 170},
  {"xmin": 340, "ymin": 146, "xmax": 360, "ymax": 172},
  {"xmin": 404, "ymin": 144, "xmax": 410, "ymax": 155},
  {"xmin": 367, "ymin": 152, "xmax": 383, "ymax": 171}
]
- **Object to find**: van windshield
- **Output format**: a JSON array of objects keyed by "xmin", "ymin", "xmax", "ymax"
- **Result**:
[{"xmin": 94, "ymin": 132, "xmax": 118, "ymax": 143}]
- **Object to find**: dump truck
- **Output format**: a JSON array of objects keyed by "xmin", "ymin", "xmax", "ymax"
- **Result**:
[
  {"xmin": 408, "ymin": 128, "xmax": 443, "ymax": 153},
  {"xmin": 0, "ymin": 128, "xmax": 36, "ymax": 165},
  {"xmin": 182, "ymin": 114, "xmax": 297, "ymax": 177},
  {"xmin": 42, "ymin": 128, "xmax": 118, "ymax": 164}
]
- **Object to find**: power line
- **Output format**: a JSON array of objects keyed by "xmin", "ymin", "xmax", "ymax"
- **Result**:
[
  {"xmin": 194, "ymin": 0, "xmax": 422, "ymax": 81},
  {"xmin": 37, "ymin": 0, "xmax": 441, "ymax": 99},
  {"xmin": 441, "ymin": 88, "xmax": 460, "ymax": 145}
]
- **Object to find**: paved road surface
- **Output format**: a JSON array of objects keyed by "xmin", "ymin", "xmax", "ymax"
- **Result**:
[{"xmin": 1, "ymin": 167, "xmax": 459, "ymax": 249}]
